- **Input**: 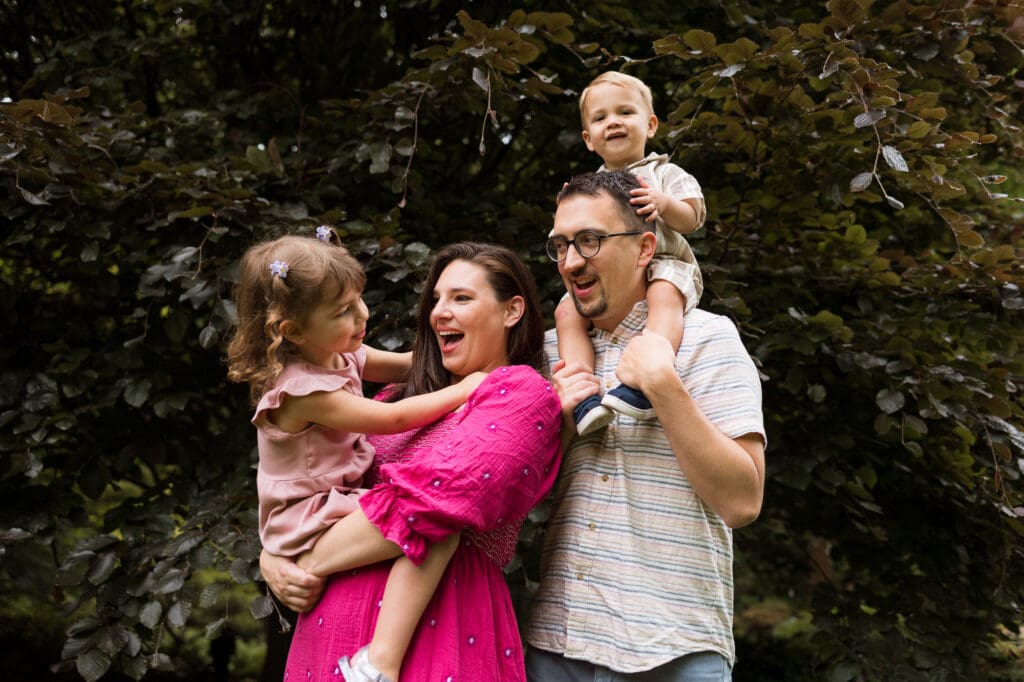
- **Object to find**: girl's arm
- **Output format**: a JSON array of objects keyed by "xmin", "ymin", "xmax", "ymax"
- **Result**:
[
  {"xmin": 362, "ymin": 346, "xmax": 412, "ymax": 384},
  {"xmin": 274, "ymin": 371, "xmax": 486, "ymax": 435}
]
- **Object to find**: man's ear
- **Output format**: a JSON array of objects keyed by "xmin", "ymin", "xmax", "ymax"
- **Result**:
[
  {"xmin": 637, "ymin": 231, "xmax": 657, "ymax": 269},
  {"xmin": 280, "ymin": 319, "xmax": 304, "ymax": 345},
  {"xmin": 505, "ymin": 296, "xmax": 526, "ymax": 328}
]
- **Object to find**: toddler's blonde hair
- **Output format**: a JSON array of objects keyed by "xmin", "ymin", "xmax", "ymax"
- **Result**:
[{"xmin": 578, "ymin": 71, "xmax": 655, "ymax": 126}]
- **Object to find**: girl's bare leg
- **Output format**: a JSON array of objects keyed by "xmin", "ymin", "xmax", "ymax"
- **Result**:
[
  {"xmin": 296, "ymin": 507, "xmax": 402, "ymax": 577},
  {"xmin": 364, "ymin": 533, "xmax": 460, "ymax": 680}
]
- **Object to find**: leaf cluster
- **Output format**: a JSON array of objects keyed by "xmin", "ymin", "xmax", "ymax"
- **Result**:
[{"xmin": 1, "ymin": 1, "xmax": 1022, "ymax": 680}]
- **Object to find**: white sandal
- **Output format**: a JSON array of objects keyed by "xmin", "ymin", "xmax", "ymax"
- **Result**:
[{"xmin": 338, "ymin": 646, "xmax": 394, "ymax": 682}]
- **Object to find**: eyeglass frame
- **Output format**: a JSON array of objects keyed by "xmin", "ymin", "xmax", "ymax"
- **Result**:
[{"xmin": 544, "ymin": 230, "xmax": 645, "ymax": 262}]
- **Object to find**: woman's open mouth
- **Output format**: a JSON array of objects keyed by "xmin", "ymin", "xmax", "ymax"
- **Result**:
[{"xmin": 437, "ymin": 329, "xmax": 464, "ymax": 352}]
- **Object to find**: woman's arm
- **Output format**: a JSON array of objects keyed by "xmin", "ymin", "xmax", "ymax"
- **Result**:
[
  {"xmin": 362, "ymin": 346, "xmax": 412, "ymax": 384},
  {"xmin": 357, "ymin": 366, "xmax": 564, "ymax": 564}
]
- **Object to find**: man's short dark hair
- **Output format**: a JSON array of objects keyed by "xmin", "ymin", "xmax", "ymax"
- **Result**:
[{"xmin": 556, "ymin": 170, "xmax": 650, "ymax": 232}]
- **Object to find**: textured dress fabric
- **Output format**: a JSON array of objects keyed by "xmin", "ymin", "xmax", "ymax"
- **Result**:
[
  {"xmin": 254, "ymin": 350, "xmax": 376, "ymax": 557},
  {"xmin": 283, "ymin": 365, "xmax": 562, "ymax": 682}
]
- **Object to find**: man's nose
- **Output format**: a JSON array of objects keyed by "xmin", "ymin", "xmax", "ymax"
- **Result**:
[{"xmin": 563, "ymin": 245, "xmax": 586, "ymax": 272}]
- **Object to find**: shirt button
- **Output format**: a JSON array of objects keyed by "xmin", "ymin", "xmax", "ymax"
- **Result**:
[
  {"xmin": 601, "ymin": 474, "xmax": 609, "ymax": 482},
  {"xmin": 576, "ymin": 572, "xmax": 584, "ymax": 580},
  {"xmin": 588, "ymin": 522, "xmax": 596, "ymax": 531}
]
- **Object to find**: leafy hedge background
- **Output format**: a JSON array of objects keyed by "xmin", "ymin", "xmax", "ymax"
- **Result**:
[{"xmin": 1, "ymin": 1, "xmax": 1022, "ymax": 680}]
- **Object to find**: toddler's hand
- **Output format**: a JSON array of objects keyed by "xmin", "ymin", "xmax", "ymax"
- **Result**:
[{"xmin": 629, "ymin": 175, "xmax": 662, "ymax": 223}]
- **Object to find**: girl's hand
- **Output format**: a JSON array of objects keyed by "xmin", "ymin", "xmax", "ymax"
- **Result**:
[
  {"xmin": 550, "ymin": 359, "xmax": 601, "ymax": 423},
  {"xmin": 458, "ymin": 370, "xmax": 489, "ymax": 395},
  {"xmin": 259, "ymin": 549, "xmax": 325, "ymax": 613},
  {"xmin": 629, "ymin": 175, "xmax": 664, "ymax": 223}
]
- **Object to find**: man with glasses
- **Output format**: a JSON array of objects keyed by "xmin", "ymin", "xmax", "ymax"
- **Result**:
[{"xmin": 526, "ymin": 170, "xmax": 767, "ymax": 681}]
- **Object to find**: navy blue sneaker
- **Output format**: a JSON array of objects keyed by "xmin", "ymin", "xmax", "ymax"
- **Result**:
[
  {"xmin": 574, "ymin": 394, "xmax": 614, "ymax": 436},
  {"xmin": 601, "ymin": 384, "xmax": 655, "ymax": 420}
]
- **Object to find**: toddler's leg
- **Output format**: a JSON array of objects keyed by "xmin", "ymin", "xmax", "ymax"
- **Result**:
[
  {"xmin": 555, "ymin": 296, "xmax": 613, "ymax": 435},
  {"xmin": 601, "ymin": 281, "xmax": 686, "ymax": 421},
  {"xmin": 296, "ymin": 507, "xmax": 404, "ymax": 578},
  {"xmin": 643, "ymin": 279, "xmax": 686, "ymax": 352},
  {"xmin": 341, "ymin": 533, "xmax": 460, "ymax": 682}
]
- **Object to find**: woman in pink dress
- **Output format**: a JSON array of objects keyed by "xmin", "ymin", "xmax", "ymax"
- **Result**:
[{"xmin": 260, "ymin": 242, "xmax": 563, "ymax": 682}]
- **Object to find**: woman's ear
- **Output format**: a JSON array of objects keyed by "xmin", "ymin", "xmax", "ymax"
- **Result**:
[
  {"xmin": 505, "ymin": 296, "xmax": 525, "ymax": 328},
  {"xmin": 280, "ymin": 320, "xmax": 304, "ymax": 345}
]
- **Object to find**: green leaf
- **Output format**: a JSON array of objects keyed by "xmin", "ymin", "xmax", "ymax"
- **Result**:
[
  {"xmin": 87, "ymin": 551, "xmax": 118, "ymax": 585},
  {"xmin": 123, "ymin": 379, "xmax": 151, "ymax": 408},
  {"xmin": 876, "ymin": 389, "xmax": 905, "ymax": 414},
  {"xmin": 199, "ymin": 582, "xmax": 226, "ymax": 608},
  {"xmin": 849, "ymin": 172, "xmax": 872, "ymax": 192},
  {"xmin": 683, "ymin": 29, "xmax": 717, "ymax": 53},
  {"xmin": 76, "ymin": 648, "xmax": 112, "ymax": 682},
  {"xmin": 854, "ymin": 109, "xmax": 885, "ymax": 128},
  {"xmin": 167, "ymin": 600, "xmax": 192, "ymax": 628},
  {"xmin": 205, "ymin": 617, "xmax": 227, "ymax": 640},
  {"xmin": 250, "ymin": 594, "xmax": 274, "ymax": 619},
  {"xmin": 882, "ymin": 145, "xmax": 909, "ymax": 172},
  {"xmin": 139, "ymin": 601, "xmax": 162, "ymax": 629}
]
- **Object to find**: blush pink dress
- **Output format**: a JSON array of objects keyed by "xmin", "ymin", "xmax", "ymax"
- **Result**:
[
  {"xmin": 283, "ymin": 365, "xmax": 562, "ymax": 682},
  {"xmin": 253, "ymin": 349, "xmax": 375, "ymax": 557}
]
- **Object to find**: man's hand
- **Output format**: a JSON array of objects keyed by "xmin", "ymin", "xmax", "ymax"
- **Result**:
[
  {"xmin": 260, "ymin": 549, "xmax": 325, "ymax": 613},
  {"xmin": 616, "ymin": 331, "xmax": 677, "ymax": 397}
]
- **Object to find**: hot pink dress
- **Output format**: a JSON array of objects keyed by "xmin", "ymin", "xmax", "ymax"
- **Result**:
[{"xmin": 283, "ymin": 365, "xmax": 562, "ymax": 682}]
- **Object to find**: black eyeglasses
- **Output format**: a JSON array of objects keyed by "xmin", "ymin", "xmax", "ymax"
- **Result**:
[{"xmin": 545, "ymin": 230, "xmax": 644, "ymax": 262}]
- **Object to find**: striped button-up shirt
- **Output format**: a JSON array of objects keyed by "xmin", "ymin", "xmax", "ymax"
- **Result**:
[{"xmin": 526, "ymin": 302, "xmax": 766, "ymax": 672}]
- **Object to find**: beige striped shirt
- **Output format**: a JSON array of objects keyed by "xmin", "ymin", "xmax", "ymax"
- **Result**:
[{"xmin": 526, "ymin": 303, "xmax": 766, "ymax": 672}]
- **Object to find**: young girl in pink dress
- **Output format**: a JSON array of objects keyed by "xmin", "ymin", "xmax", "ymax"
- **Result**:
[
  {"xmin": 228, "ymin": 232, "xmax": 512, "ymax": 681},
  {"xmin": 257, "ymin": 242, "xmax": 563, "ymax": 681}
]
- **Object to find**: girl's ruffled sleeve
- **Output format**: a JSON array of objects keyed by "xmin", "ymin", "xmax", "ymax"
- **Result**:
[
  {"xmin": 359, "ymin": 365, "xmax": 562, "ymax": 565},
  {"xmin": 252, "ymin": 359, "xmax": 360, "ymax": 434}
]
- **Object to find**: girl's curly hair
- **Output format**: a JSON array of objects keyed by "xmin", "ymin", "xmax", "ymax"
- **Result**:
[{"xmin": 226, "ymin": 233, "xmax": 365, "ymax": 404}]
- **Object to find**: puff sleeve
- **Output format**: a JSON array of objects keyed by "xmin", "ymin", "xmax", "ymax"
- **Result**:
[{"xmin": 358, "ymin": 365, "xmax": 562, "ymax": 565}]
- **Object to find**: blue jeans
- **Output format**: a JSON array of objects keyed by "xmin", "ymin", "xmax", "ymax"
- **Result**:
[{"xmin": 526, "ymin": 646, "xmax": 732, "ymax": 682}]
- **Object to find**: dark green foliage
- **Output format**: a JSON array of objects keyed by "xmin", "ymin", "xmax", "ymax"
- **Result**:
[{"xmin": 1, "ymin": 1, "xmax": 1022, "ymax": 680}]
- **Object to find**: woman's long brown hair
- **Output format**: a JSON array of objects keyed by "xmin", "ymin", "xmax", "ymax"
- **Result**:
[{"xmin": 395, "ymin": 242, "xmax": 546, "ymax": 400}]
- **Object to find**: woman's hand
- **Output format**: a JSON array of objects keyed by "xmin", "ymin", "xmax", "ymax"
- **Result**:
[{"xmin": 260, "ymin": 549, "xmax": 325, "ymax": 613}]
